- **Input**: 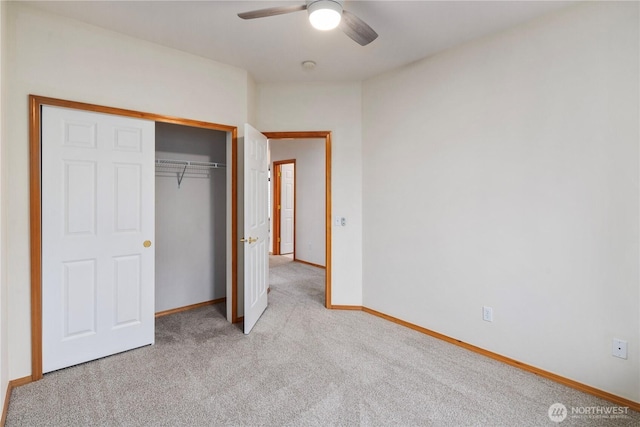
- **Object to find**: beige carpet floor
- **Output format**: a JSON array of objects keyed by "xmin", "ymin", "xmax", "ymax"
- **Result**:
[{"xmin": 6, "ymin": 256, "xmax": 639, "ymax": 426}]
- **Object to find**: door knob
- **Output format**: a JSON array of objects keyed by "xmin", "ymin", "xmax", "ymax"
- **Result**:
[
  {"xmin": 143, "ymin": 240, "xmax": 152, "ymax": 248},
  {"xmin": 240, "ymin": 237, "xmax": 258, "ymax": 243}
]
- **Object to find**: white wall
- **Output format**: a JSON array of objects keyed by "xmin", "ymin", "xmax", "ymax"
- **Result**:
[
  {"xmin": 155, "ymin": 123, "xmax": 227, "ymax": 312},
  {"xmin": 362, "ymin": 2, "xmax": 639, "ymax": 402},
  {"xmin": 5, "ymin": 3, "xmax": 249, "ymax": 380},
  {"xmin": 0, "ymin": 0, "xmax": 8, "ymax": 413},
  {"xmin": 256, "ymin": 83, "xmax": 363, "ymax": 306},
  {"xmin": 270, "ymin": 139, "xmax": 325, "ymax": 266},
  {"xmin": 247, "ymin": 75, "xmax": 257, "ymax": 128}
]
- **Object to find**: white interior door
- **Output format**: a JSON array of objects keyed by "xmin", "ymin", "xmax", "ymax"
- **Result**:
[
  {"xmin": 280, "ymin": 163, "xmax": 295, "ymax": 254},
  {"xmin": 42, "ymin": 106, "xmax": 155, "ymax": 373},
  {"xmin": 243, "ymin": 124, "xmax": 269, "ymax": 334}
]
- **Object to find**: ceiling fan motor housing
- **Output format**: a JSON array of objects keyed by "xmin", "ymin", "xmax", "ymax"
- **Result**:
[{"xmin": 307, "ymin": 0, "xmax": 344, "ymax": 10}]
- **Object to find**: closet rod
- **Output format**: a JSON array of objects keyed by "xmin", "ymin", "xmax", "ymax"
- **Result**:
[
  {"xmin": 155, "ymin": 159, "xmax": 226, "ymax": 188},
  {"xmin": 155, "ymin": 159, "xmax": 226, "ymax": 169}
]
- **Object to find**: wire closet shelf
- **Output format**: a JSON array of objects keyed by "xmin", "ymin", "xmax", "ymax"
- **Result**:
[{"xmin": 155, "ymin": 158, "xmax": 226, "ymax": 188}]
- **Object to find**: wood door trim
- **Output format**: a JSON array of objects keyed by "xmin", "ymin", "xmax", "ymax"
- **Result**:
[
  {"xmin": 29, "ymin": 95, "xmax": 238, "ymax": 380},
  {"xmin": 272, "ymin": 163, "xmax": 281, "ymax": 255},
  {"xmin": 264, "ymin": 132, "xmax": 332, "ymax": 309},
  {"xmin": 28, "ymin": 97, "xmax": 43, "ymax": 381},
  {"xmin": 272, "ymin": 159, "xmax": 296, "ymax": 257}
]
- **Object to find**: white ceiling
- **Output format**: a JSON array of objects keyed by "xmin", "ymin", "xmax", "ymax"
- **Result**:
[{"xmin": 23, "ymin": 0, "xmax": 575, "ymax": 83}]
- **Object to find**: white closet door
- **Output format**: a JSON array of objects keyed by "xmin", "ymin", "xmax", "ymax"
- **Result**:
[
  {"xmin": 243, "ymin": 124, "xmax": 269, "ymax": 334},
  {"xmin": 42, "ymin": 106, "xmax": 155, "ymax": 373}
]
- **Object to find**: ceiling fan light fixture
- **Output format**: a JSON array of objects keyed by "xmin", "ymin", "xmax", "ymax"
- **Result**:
[{"xmin": 308, "ymin": 0, "xmax": 342, "ymax": 31}]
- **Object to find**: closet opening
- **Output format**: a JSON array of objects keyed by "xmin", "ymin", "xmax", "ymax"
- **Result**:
[
  {"xmin": 29, "ymin": 95, "xmax": 238, "ymax": 381},
  {"xmin": 154, "ymin": 122, "xmax": 228, "ymax": 318}
]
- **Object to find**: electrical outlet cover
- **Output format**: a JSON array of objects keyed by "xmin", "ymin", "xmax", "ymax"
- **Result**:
[
  {"xmin": 482, "ymin": 306, "xmax": 493, "ymax": 322},
  {"xmin": 612, "ymin": 339, "xmax": 628, "ymax": 359}
]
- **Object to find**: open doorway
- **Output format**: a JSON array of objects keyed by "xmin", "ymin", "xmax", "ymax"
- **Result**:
[
  {"xmin": 265, "ymin": 132, "xmax": 331, "ymax": 308},
  {"xmin": 269, "ymin": 139, "xmax": 325, "ymax": 269}
]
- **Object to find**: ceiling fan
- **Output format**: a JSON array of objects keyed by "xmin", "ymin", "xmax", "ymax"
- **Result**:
[{"xmin": 238, "ymin": 0, "xmax": 378, "ymax": 46}]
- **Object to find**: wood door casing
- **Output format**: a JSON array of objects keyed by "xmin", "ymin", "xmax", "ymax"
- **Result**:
[
  {"xmin": 279, "ymin": 162, "xmax": 295, "ymax": 255},
  {"xmin": 263, "ymin": 132, "xmax": 332, "ymax": 309},
  {"xmin": 272, "ymin": 159, "xmax": 296, "ymax": 256}
]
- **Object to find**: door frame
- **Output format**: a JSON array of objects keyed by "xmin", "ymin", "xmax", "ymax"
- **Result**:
[
  {"xmin": 263, "ymin": 132, "xmax": 332, "ymax": 309},
  {"xmin": 272, "ymin": 159, "xmax": 296, "ymax": 256},
  {"xmin": 29, "ymin": 95, "xmax": 238, "ymax": 381}
]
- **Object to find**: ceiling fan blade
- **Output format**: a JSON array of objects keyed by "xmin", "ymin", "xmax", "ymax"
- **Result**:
[
  {"xmin": 340, "ymin": 10, "xmax": 378, "ymax": 46},
  {"xmin": 238, "ymin": 4, "xmax": 307, "ymax": 20}
]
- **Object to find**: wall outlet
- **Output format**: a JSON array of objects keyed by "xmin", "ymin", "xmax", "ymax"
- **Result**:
[
  {"xmin": 334, "ymin": 216, "xmax": 346, "ymax": 226},
  {"xmin": 612, "ymin": 339, "xmax": 628, "ymax": 359},
  {"xmin": 482, "ymin": 306, "xmax": 493, "ymax": 322}
]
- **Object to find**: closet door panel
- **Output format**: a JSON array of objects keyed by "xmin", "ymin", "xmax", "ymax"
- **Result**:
[
  {"xmin": 113, "ymin": 163, "xmax": 142, "ymax": 233},
  {"xmin": 42, "ymin": 105, "xmax": 155, "ymax": 373}
]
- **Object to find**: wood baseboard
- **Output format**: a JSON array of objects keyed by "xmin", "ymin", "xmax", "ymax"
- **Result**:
[
  {"xmin": 2, "ymin": 376, "xmax": 32, "ymax": 427},
  {"xmin": 8, "ymin": 376, "xmax": 32, "ymax": 389},
  {"xmin": 1, "ymin": 384, "xmax": 8, "ymax": 427},
  {"xmin": 360, "ymin": 307, "xmax": 640, "ymax": 412},
  {"xmin": 330, "ymin": 305, "xmax": 363, "ymax": 310},
  {"xmin": 155, "ymin": 298, "xmax": 226, "ymax": 318},
  {"xmin": 293, "ymin": 259, "xmax": 326, "ymax": 269}
]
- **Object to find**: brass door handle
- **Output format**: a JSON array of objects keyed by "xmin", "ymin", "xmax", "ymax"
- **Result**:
[
  {"xmin": 240, "ymin": 237, "xmax": 258, "ymax": 243},
  {"xmin": 143, "ymin": 240, "xmax": 152, "ymax": 248}
]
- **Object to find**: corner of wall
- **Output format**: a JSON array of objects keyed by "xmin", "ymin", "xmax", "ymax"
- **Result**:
[{"xmin": 0, "ymin": 0, "xmax": 10, "ymax": 417}]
